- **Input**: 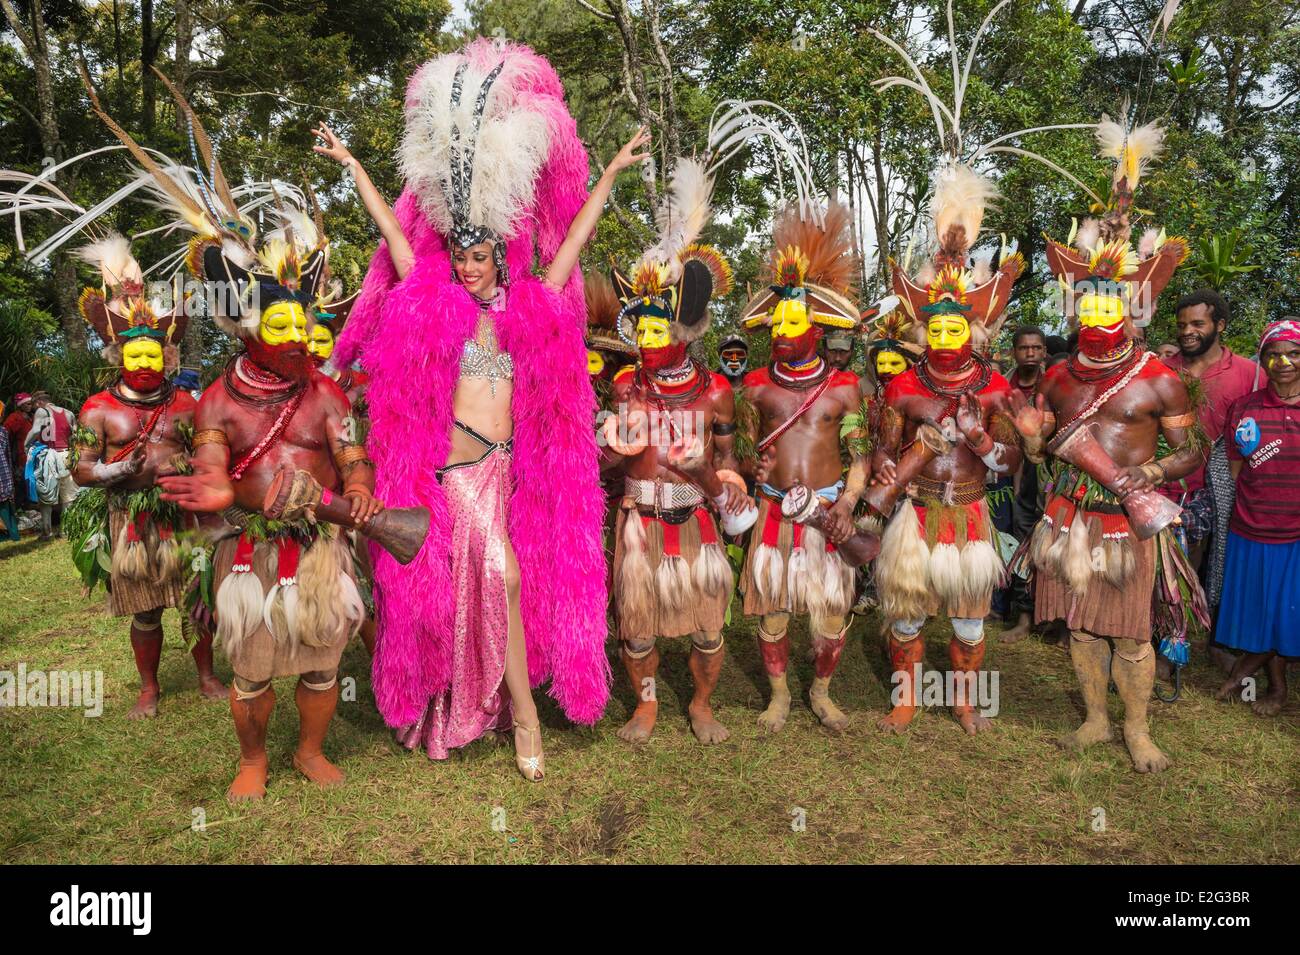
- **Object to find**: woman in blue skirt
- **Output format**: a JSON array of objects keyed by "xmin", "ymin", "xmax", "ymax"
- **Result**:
[{"xmin": 1215, "ymin": 318, "xmax": 1300, "ymax": 715}]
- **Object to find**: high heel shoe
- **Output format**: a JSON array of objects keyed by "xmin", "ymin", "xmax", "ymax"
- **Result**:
[{"xmin": 513, "ymin": 721, "xmax": 545, "ymax": 782}]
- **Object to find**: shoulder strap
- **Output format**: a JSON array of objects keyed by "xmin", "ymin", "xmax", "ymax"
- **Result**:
[{"xmin": 756, "ymin": 376, "xmax": 832, "ymax": 454}]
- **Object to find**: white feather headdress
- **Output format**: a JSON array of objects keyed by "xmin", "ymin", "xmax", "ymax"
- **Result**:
[{"xmin": 400, "ymin": 50, "xmax": 553, "ymax": 245}]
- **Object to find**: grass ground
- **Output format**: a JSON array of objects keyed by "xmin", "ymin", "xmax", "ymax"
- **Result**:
[{"xmin": 1, "ymin": 533, "xmax": 1297, "ymax": 864}]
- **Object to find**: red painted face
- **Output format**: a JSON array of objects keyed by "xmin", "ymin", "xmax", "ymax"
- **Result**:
[
  {"xmin": 245, "ymin": 335, "xmax": 314, "ymax": 381},
  {"xmin": 1078, "ymin": 323, "xmax": 1127, "ymax": 360},
  {"xmin": 122, "ymin": 368, "xmax": 165, "ymax": 393},
  {"xmin": 927, "ymin": 340, "xmax": 973, "ymax": 373},
  {"xmin": 771, "ymin": 326, "xmax": 820, "ymax": 364},
  {"xmin": 641, "ymin": 340, "xmax": 687, "ymax": 372}
]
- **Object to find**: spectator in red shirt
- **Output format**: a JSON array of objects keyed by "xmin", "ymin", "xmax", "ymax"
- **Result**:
[
  {"xmin": 1214, "ymin": 318, "xmax": 1300, "ymax": 716},
  {"xmin": 3, "ymin": 392, "xmax": 35, "ymax": 505},
  {"xmin": 1161, "ymin": 289, "xmax": 1261, "ymax": 498}
]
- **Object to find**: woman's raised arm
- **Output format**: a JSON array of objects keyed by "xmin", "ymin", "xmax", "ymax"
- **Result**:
[
  {"xmin": 543, "ymin": 127, "xmax": 652, "ymax": 290},
  {"xmin": 313, "ymin": 123, "xmax": 414, "ymax": 279}
]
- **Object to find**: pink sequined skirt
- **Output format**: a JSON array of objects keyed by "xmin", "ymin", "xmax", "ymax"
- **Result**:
[{"xmin": 396, "ymin": 443, "xmax": 513, "ymax": 760}]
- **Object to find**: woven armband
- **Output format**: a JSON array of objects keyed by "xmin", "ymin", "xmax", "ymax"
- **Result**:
[{"xmin": 192, "ymin": 429, "xmax": 229, "ymax": 449}]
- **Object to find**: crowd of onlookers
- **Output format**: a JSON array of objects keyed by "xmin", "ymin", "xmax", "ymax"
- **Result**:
[{"xmin": 2, "ymin": 390, "xmax": 80, "ymax": 542}]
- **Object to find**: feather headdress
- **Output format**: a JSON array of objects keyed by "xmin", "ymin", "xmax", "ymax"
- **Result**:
[
  {"xmin": 611, "ymin": 153, "xmax": 732, "ymax": 347},
  {"xmin": 585, "ymin": 272, "xmax": 636, "ymax": 360},
  {"xmin": 1045, "ymin": 117, "xmax": 1188, "ymax": 329},
  {"xmin": 74, "ymin": 232, "xmax": 187, "ymax": 350},
  {"xmin": 740, "ymin": 199, "xmax": 861, "ymax": 332},
  {"xmin": 400, "ymin": 39, "xmax": 565, "ymax": 289}
]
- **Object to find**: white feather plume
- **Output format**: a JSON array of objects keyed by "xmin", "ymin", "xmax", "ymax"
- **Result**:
[
  {"xmin": 74, "ymin": 233, "xmax": 143, "ymax": 289},
  {"xmin": 1074, "ymin": 218, "xmax": 1101, "ymax": 255},
  {"xmin": 636, "ymin": 157, "xmax": 714, "ymax": 278},
  {"xmin": 1096, "ymin": 117, "xmax": 1165, "ymax": 190},
  {"xmin": 400, "ymin": 51, "xmax": 553, "ymax": 241},
  {"xmin": 932, "ymin": 162, "xmax": 999, "ymax": 257}
]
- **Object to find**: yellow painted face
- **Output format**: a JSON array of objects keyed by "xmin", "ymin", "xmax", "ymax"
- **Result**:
[
  {"xmin": 926, "ymin": 315, "xmax": 971, "ymax": 351},
  {"xmin": 636, "ymin": 315, "xmax": 672, "ymax": 350},
  {"xmin": 122, "ymin": 338, "xmax": 165, "ymax": 373},
  {"xmin": 308, "ymin": 323, "xmax": 335, "ymax": 361},
  {"xmin": 259, "ymin": 300, "xmax": 308, "ymax": 346},
  {"xmin": 771, "ymin": 299, "xmax": 812, "ymax": 340},
  {"xmin": 1077, "ymin": 292, "xmax": 1125, "ymax": 328},
  {"xmin": 875, "ymin": 350, "xmax": 908, "ymax": 378},
  {"xmin": 587, "ymin": 349, "xmax": 606, "ymax": 376}
]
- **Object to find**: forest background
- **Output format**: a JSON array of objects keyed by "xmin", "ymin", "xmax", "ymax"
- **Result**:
[{"xmin": 3, "ymin": 0, "xmax": 1297, "ymax": 406}]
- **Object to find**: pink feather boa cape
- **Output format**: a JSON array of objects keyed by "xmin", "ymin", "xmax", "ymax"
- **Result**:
[{"xmin": 335, "ymin": 43, "xmax": 611, "ymax": 727}]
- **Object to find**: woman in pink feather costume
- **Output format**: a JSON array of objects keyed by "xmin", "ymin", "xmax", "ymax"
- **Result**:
[{"xmin": 313, "ymin": 39, "xmax": 650, "ymax": 780}]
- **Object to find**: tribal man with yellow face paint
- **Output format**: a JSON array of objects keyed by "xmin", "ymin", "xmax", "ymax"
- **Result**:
[
  {"xmin": 871, "ymin": 159, "xmax": 1028, "ymax": 740},
  {"xmin": 737, "ymin": 203, "xmax": 871, "ymax": 735},
  {"xmin": 67, "ymin": 235, "xmax": 226, "ymax": 719},
  {"xmin": 605, "ymin": 216, "xmax": 753, "ymax": 748}
]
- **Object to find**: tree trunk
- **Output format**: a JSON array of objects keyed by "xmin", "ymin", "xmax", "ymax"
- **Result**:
[
  {"xmin": 141, "ymin": 0, "xmax": 156, "ymax": 134},
  {"xmin": 173, "ymin": 0, "xmax": 204, "ymax": 372},
  {"xmin": 1, "ymin": 0, "xmax": 86, "ymax": 349}
]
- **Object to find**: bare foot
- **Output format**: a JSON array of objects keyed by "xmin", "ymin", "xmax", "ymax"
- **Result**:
[
  {"xmin": 1251, "ymin": 690, "xmax": 1286, "ymax": 717},
  {"xmin": 999, "ymin": 614, "xmax": 1032, "ymax": 644},
  {"xmin": 293, "ymin": 752, "xmax": 345, "ymax": 787},
  {"xmin": 227, "ymin": 758, "xmax": 268, "ymax": 802},
  {"xmin": 1215, "ymin": 676, "xmax": 1245, "ymax": 702},
  {"xmin": 616, "ymin": 702, "xmax": 657, "ymax": 743},
  {"xmin": 810, "ymin": 691, "xmax": 850, "ymax": 732},
  {"xmin": 955, "ymin": 709, "xmax": 993, "ymax": 735},
  {"xmin": 877, "ymin": 705, "xmax": 917, "ymax": 734},
  {"xmin": 126, "ymin": 688, "xmax": 159, "ymax": 720},
  {"xmin": 198, "ymin": 676, "xmax": 227, "ymax": 701},
  {"xmin": 1123, "ymin": 726, "xmax": 1170, "ymax": 773},
  {"xmin": 757, "ymin": 690, "xmax": 790, "ymax": 733},
  {"xmin": 1057, "ymin": 717, "xmax": 1113, "ymax": 751},
  {"xmin": 688, "ymin": 702, "xmax": 730, "ymax": 744}
]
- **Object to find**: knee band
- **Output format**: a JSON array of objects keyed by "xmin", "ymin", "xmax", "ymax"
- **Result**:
[
  {"xmin": 692, "ymin": 632, "xmax": 724, "ymax": 654},
  {"xmin": 300, "ymin": 670, "xmax": 338, "ymax": 692},
  {"xmin": 812, "ymin": 615, "xmax": 848, "ymax": 639},
  {"xmin": 1114, "ymin": 640, "xmax": 1152, "ymax": 664},
  {"xmin": 1070, "ymin": 630, "xmax": 1100, "ymax": 645},
  {"xmin": 132, "ymin": 612, "xmax": 163, "ymax": 631},
  {"xmin": 623, "ymin": 639, "xmax": 655, "ymax": 659},
  {"xmin": 757, "ymin": 622, "xmax": 788, "ymax": 643},
  {"xmin": 951, "ymin": 617, "xmax": 985, "ymax": 645},
  {"xmin": 233, "ymin": 676, "xmax": 271, "ymax": 700},
  {"xmin": 890, "ymin": 617, "xmax": 926, "ymax": 641}
]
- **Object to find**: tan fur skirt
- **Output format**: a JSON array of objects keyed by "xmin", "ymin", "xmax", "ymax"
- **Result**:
[
  {"xmin": 212, "ymin": 529, "xmax": 364, "ymax": 681},
  {"xmin": 107, "ymin": 506, "xmax": 186, "ymax": 617},
  {"xmin": 739, "ymin": 494, "xmax": 854, "ymax": 619},
  {"xmin": 612, "ymin": 503, "xmax": 732, "ymax": 640}
]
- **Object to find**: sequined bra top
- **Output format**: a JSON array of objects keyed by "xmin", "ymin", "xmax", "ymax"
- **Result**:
[{"xmin": 460, "ymin": 308, "xmax": 514, "ymax": 392}]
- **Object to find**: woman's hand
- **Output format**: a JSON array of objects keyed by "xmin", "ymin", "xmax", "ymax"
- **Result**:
[
  {"xmin": 312, "ymin": 123, "xmax": 353, "ymax": 167},
  {"xmin": 604, "ymin": 126, "xmax": 652, "ymax": 177}
]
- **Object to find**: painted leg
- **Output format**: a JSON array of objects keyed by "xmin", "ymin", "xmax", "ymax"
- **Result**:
[
  {"xmin": 190, "ymin": 627, "xmax": 226, "ymax": 700},
  {"xmin": 1058, "ymin": 631, "xmax": 1114, "ymax": 751},
  {"xmin": 293, "ymin": 674, "xmax": 345, "ymax": 787},
  {"xmin": 227, "ymin": 680, "xmax": 274, "ymax": 802},
  {"xmin": 809, "ymin": 615, "xmax": 850, "ymax": 732},
  {"xmin": 1111, "ymin": 640, "xmax": 1169, "ymax": 774},
  {"xmin": 687, "ymin": 635, "xmax": 730, "ymax": 744},
  {"xmin": 127, "ymin": 612, "xmax": 164, "ymax": 719},
  {"xmin": 878, "ymin": 623, "xmax": 925, "ymax": 734},
  {"xmin": 617, "ymin": 642, "xmax": 659, "ymax": 743},
  {"xmin": 756, "ymin": 613, "xmax": 791, "ymax": 733},
  {"xmin": 949, "ymin": 623, "xmax": 992, "ymax": 735}
]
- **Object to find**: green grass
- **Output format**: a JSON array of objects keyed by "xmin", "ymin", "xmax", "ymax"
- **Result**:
[{"xmin": 1, "ymin": 534, "xmax": 1297, "ymax": 864}]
